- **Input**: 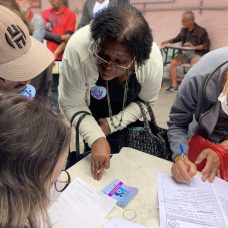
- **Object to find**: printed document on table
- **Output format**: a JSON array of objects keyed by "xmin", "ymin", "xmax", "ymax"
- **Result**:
[
  {"xmin": 157, "ymin": 173, "xmax": 228, "ymax": 228},
  {"xmin": 48, "ymin": 178, "xmax": 116, "ymax": 228},
  {"xmin": 213, "ymin": 177, "xmax": 228, "ymax": 220}
]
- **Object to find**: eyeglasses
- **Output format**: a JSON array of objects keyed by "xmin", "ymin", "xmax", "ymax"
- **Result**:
[
  {"xmin": 91, "ymin": 43, "xmax": 135, "ymax": 72},
  {"xmin": 54, "ymin": 170, "xmax": 71, "ymax": 192}
]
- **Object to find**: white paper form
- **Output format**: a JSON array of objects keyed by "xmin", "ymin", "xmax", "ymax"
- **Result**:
[
  {"xmin": 48, "ymin": 178, "xmax": 116, "ymax": 228},
  {"xmin": 157, "ymin": 173, "xmax": 228, "ymax": 228},
  {"xmin": 104, "ymin": 218, "xmax": 159, "ymax": 228},
  {"xmin": 214, "ymin": 177, "xmax": 228, "ymax": 220}
]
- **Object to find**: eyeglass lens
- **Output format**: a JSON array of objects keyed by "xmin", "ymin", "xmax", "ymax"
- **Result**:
[
  {"xmin": 54, "ymin": 170, "xmax": 71, "ymax": 192},
  {"xmin": 93, "ymin": 45, "xmax": 133, "ymax": 71}
]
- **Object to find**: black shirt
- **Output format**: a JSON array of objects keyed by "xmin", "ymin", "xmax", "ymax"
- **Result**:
[{"xmin": 89, "ymin": 74, "xmax": 141, "ymax": 120}]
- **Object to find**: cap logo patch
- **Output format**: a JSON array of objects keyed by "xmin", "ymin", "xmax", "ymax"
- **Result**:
[{"xmin": 5, "ymin": 25, "xmax": 27, "ymax": 49}]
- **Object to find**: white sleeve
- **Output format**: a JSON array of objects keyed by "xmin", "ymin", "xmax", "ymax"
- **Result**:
[{"xmin": 59, "ymin": 56, "xmax": 105, "ymax": 147}]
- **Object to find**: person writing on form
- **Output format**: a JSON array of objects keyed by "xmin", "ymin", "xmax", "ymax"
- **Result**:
[{"xmin": 169, "ymin": 48, "xmax": 228, "ymax": 184}]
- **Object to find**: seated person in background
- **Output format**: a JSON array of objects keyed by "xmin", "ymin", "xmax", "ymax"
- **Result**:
[
  {"xmin": 59, "ymin": 5, "xmax": 163, "ymax": 180},
  {"xmin": 168, "ymin": 47, "xmax": 228, "ymax": 184},
  {"xmin": 0, "ymin": 5, "xmax": 53, "ymax": 94},
  {"xmin": 0, "ymin": 93, "xmax": 71, "ymax": 227},
  {"xmin": 161, "ymin": 11, "xmax": 210, "ymax": 93}
]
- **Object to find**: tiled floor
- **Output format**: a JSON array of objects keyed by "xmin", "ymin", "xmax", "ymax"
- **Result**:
[{"xmin": 153, "ymin": 80, "xmax": 177, "ymax": 129}]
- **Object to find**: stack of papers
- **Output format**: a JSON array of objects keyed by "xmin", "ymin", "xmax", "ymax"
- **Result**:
[
  {"xmin": 157, "ymin": 173, "xmax": 228, "ymax": 228},
  {"xmin": 48, "ymin": 178, "xmax": 116, "ymax": 228}
]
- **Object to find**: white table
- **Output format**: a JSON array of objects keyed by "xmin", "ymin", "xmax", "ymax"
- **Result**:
[
  {"xmin": 161, "ymin": 44, "xmax": 195, "ymax": 66},
  {"xmin": 68, "ymin": 147, "xmax": 172, "ymax": 227}
]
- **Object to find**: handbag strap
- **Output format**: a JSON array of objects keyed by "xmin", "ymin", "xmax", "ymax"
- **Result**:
[
  {"xmin": 135, "ymin": 99, "xmax": 160, "ymax": 132},
  {"xmin": 70, "ymin": 111, "xmax": 91, "ymax": 125},
  {"xmin": 69, "ymin": 111, "xmax": 91, "ymax": 154},
  {"xmin": 143, "ymin": 102, "xmax": 161, "ymax": 131},
  {"xmin": 135, "ymin": 100, "xmax": 151, "ymax": 132}
]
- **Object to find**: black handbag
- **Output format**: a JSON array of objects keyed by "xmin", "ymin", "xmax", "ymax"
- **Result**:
[
  {"xmin": 120, "ymin": 100, "xmax": 172, "ymax": 161},
  {"xmin": 66, "ymin": 110, "xmax": 122, "ymax": 168},
  {"xmin": 66, "ymin": 111, "xmax": 91, "ymax": 169}
]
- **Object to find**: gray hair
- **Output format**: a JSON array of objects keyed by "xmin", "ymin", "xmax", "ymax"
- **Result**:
[{"xmin": 183, "ymin": 11, "xmax": 195, "ymax": 21}]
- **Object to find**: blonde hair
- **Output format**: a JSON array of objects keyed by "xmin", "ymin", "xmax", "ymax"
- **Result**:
[{"xmin": 0, "ymin": 93, "xmax": 70, "ymax": 227}]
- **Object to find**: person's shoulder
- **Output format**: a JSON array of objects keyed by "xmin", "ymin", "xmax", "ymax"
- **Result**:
[
  {"xmin": 41, "ymin": 8, "xmax": 53, "ymax": 18},
  {"xmin": 194, "ymin": 23, "xmax": 208, "ymax": 33},
  {"xmin": 71, "ymin": 25, "xmax": 91, "ymax": 42},
  {"xmin": 65, "ymin": 25, "xmax": 91, "ymax": 54},
  {"xmin": 136, "ymin": 42, "xmax": 163, "ymax": 81},
  {"xmin": 64, "ymin": 25, "xmax": 94, "ymax": 68},
  {"xmin": 198, "ymin": 47, "xmax": 228, "ymax": 65},
  {"xmin": 42, "ymin": 7, "xmax": 52, "ymax": 15},
  {"xmin": 147, "ymin": 42, "xmax": 163, "ymax": 64},
  {"xmin": 63, "ymin": 7, "xmax": 76, "ymax": 16}
]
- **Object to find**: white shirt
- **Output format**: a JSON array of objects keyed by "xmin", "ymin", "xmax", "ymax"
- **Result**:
[{"xmin": 93, "ymin": 0, "xmax": 109, "ymax": 18}]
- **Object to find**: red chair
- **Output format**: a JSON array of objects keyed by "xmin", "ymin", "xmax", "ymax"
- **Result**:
[{"xmin": 188, "ymin": 135, "xmax": 228, "ymax": 181}]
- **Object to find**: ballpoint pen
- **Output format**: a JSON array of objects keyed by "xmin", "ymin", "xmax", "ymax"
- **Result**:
[
  {"xmin": 180, "ymin": 144, "xmax": 191, "ymax": 185},
  {"xmin": 180, "ymin": 143, "xmax": 185, "ymax": 162}
]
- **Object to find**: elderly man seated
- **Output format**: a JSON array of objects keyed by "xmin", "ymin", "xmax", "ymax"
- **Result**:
[{"xmin": 161, "ymin": 11, "xmax": 210, "ymax": 93}]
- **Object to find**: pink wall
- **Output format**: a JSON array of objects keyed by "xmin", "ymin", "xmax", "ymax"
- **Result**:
[
  {"xmin": 137, "ymin": 0, "xmax": 228, "ymax": 49},
  {"xmin": 38, "ymin": 0, "xmax": 228, "ymax": 50}
]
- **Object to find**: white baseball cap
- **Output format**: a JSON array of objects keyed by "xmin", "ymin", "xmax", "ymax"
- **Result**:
[{"xmin": 0, "ymin": 5, "xmax": 54, "ymax": 81}]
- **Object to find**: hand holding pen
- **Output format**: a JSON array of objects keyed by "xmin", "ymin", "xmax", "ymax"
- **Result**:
[{"xmin": 171, "ymin": 144, "xmax": 197, "ymax": 184}]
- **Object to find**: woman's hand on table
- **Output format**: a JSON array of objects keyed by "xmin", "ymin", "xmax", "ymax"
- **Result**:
[
  {"xmin": 91, "ymin": 137, "xmax": 111, "ymax": 180},
  {"xmin": 195, "ymin": 148, "xmax": 220, "ymax": 183},
  {"xmin": 172, "ymin": 155, "xmax": 197, "ymax": 184}
]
